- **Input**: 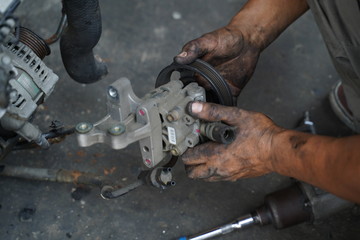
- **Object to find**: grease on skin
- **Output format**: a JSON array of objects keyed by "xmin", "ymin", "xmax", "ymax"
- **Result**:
[
  {"xmin": 182, "ymin": 102, "xmax": 280, "ymax": 181},
  {"xmin": 174, "ymin": 26, "xmax": 261, "ymax": 98},
  {"xmin": 289, "ymin": 135, "xmax": 307, "ymax": 149},
  {"xmin": 185, "ymin": 165, "xmax": 221, "ymax": 179}
]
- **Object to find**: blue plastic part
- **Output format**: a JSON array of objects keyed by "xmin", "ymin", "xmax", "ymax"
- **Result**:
[{"xmin": 178, "ymin": 237, "xmax": 187, "ymax": 240}]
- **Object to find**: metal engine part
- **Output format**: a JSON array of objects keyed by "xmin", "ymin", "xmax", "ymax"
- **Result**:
[
  {"xmin": 77, "ymin": 78, "xmax": 206, "ymax": 168},
  {"xmin": 0, "ymin": 0, "xmax": 20, "ymax": 44},
  {"xmin": 0, "ymin": 28, "xmax": 58, "ymax": 148},
  {"xmin": 100, "ymin": 167, "xmax": 176, "ymax": 199},
  {"xmin": 76, "ymin": 59, "xmax": 236, "ymax": 170}
]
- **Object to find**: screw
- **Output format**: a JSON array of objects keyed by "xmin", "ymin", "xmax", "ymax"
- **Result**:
[
  {"xmin": 184, "ymin": 116, "xmax": 192, "ymax": 124},
  {"xmin": 1, "ymin": 55, "xmax": 11, "ymax": 65},
  {"xmin": 170, "ymin": 148, "xmax": 180, "ymax": 156},
  {"xmin": 108, "ymin": 86, "xmax": 118, "ymax": 98},
  {"xmin": 167, "ymin": 110, "xmax": 180, "ymax": 122},
  {"xmin": 76, "ymin": 122, "xmax": 93, "ymax": 134},
  {"xmin": 9, "ymin": 90, "xmax": 18, "ymax": 102},
  {"xmin": 166, "ymin": 114, "xmax": 175, "ymax": 122},
  {"xmin": 108, "ymin": 124, "xmax": 125, "ymax": 136},
  {"xmin": 194, "ymin": 96, "xmax": 204, "ymax": 101}
]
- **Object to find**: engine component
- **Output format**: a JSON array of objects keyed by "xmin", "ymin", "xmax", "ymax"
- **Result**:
[
  {"xmin": 0, "ymin": 0, "xmax": 20, "ymax": 44},
  {"xmin": 156, "ymin": 59, "xmax": 234, "ymax": 106},
  {"xmin": 0, "ymin": 0, "xmax": 20, "ymax": 112},
  {"xmin": 100, "ymin": 167, "xmax": 176, "ymax": 199},
  {"xmin": 0, "ymin": 27, "xmax": 58, "ymax": 148},
  {"xmin": 76, "ymin": 59, "xmax": 235, "ymax": 170},
  {"xmin": 200, "ymin": 122, "xmax": 235, "ymax": 145},
  {"xmin": 60, "ymin": 0, "xmax": 107, "ymax": 83},
  {"xmin": 77, "ymin": 78, "xmax": 205, "ymax": 168}
]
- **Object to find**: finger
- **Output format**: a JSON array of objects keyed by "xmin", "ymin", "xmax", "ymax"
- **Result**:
[
  {"xmin": 205, "ymin": 175, "xmax": 225, "ymax": 182},
  {"xmin": 174, "ymin": 36, "xmax": 216, "ymax": 65},
  {"xmin": 188, "ymin": 101, "xmax": 242, "ymax": 125},
  {"xmin": 186, "ymin": 164, "xmax": 220, "ymax": 179},
  {"xmin": 205, "ymin": 169, "xmax": 248, "ymax": 182},
  {"xmin": 181, "ymin": 142, "xmax": 221, "ymax": 165}
]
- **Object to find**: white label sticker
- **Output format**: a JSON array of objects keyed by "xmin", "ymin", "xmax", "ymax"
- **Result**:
[{"xmin": 167, "ymin": 127, "xmax": 177, "ymax": 145}]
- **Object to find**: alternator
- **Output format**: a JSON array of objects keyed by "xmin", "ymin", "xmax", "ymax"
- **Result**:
[{"xmin": 0, "ymin": 28, "xmax": 58, "ymax": 147}]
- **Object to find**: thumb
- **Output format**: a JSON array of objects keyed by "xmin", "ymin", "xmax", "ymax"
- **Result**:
[
  {"xmin": 188, "ymin": 101, "xmax": 241, "ymax": 125},
  {"xmin": 174, "ymin": 37, "xmax": 214, "ymax": 65}
]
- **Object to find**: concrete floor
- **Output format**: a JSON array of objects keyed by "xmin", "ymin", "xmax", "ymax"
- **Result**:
[{"xmin": 0, "ymin": 0, "xmax": 359, "ymax": 239}]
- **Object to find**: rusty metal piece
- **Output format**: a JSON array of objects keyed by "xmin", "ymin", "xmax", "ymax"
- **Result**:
[
  {"xmin": 12, "ymin": 126, "xmax": 75, "ymax": 151},
  {"xmin": 19, "ymin": 27, "xmax": 50, "ymax": 59},
  {"xmin": 45, "ymin": 13, "xmax": 67, "ymax": 45},
  {"xmin": 0, "ymin": 165, "xmax": 109, "ymax": 187}
]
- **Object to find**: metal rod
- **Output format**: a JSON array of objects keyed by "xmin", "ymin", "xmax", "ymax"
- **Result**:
[
  {"xmin": 179, "ymin": 214, "xmax": 257, "ymax": 240},
  {"xmin": 0, "ymin": 165, "xmax": 108, "ymax": 187},
  {"xmin": 45, "ymin": 13, "xmax": 67, "ymax": 45},
  {"xmin": 101, "ymin": 179, "xmax": 144, "ymax": 199}
]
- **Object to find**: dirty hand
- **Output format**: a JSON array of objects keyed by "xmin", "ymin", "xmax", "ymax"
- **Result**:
[
  {"xmin": 182, "ymin": 101, "xmax": 284, "ymax": 181},
  {"xmin": 174, "ymin": 26, "xmax": 261, "ymax": 97}
]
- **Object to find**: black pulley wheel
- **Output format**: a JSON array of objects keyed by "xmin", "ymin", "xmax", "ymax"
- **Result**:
[{"xmin": 155, "ymin": 59, "xmax": 235, "ymax": 106}]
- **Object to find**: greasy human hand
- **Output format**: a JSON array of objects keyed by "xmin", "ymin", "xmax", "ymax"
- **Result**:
[
  {"xmin": 182, "ymin": 101, "xmax": 284, "ymax": 181},
  {"xmin": 174, "ymin": 0, "xmax": 309, "ymax": 97},
  {"xmin": 174, "ymin": 26, "xmax": 261, "ymax": 97}
]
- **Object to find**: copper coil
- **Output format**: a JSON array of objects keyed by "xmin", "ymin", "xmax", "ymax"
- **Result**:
[{"xmin": 19, "ymin": 27, "xmax": 50, "ymax": 59}]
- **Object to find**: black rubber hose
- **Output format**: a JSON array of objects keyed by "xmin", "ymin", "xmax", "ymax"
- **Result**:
[{"xmin": 60, "ymin": 0, "xmax": 107, "ymax": 83}]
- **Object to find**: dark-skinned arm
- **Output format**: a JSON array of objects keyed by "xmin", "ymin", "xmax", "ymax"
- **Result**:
[
  {"xmin": 229, "ymin": 0, "xmax": 310, "ymax": 50},
  {"xmin": 272, "ymin": 130, "xmax": 360, "ymax": 204},
  {"xmin": 175, "ymin": 0, "xmax": 309, "ymax": 96},
  {"xmin": 182, "ymin": 102, "xmax": 360, "ymax": 203}
]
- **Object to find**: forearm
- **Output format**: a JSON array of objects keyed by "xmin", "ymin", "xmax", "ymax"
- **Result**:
[
  {"xmin": 272, "ymin": 130, "xmax": 360, "ymax": 203},
  {"xmin": 228, "ymin": 0, "xmax": 309, "ymax": 50}
]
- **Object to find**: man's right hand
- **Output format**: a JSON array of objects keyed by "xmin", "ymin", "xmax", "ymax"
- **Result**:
[{"xmin": 174, "ymin": 26, "xmax": 261, "ymax": 97}]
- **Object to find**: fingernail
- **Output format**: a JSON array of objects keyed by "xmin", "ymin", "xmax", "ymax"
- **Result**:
[
  {"xmin": 192, "ymin": 102, "xmax": 203, "ymax": 113},
  {"xmin": 177, "ymin": 52, "xmax": 187, "ymax": 57}
]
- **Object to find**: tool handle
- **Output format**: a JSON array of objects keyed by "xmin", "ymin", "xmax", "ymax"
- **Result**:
[{"xmin": 178, "ymin": 214, "xmax": 256, "ymax": 240}]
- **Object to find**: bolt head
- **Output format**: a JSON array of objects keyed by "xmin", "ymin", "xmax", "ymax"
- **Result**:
[
  {"xmin": 170, "ymin": 148, "xmax": 180, "ymax": 156},
  {"xmin": 76, "ymin": 122, "xmax": 93, "ymax": 133},
  {"xmin": 9, "ymin": 90, "xmax": 18, "ymax": 102},
  {"xmin": 108, "ymin": 86, "xmax": 118, "ymax": 98},
  {"xmin": 1, "ymin": 55, "xmax": 11, "ymax": 65},
  {"xmin": 166, "ymin": 114, "xmax": 174, "ymax": 122},
  {"xmin": 108, "ymin": 124, "xmax": 126, "ymax": 136}
]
